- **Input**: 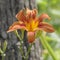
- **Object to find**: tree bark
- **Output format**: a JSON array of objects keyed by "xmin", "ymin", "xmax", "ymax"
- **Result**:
[{"xmin": 0, "ymin": 0, "xmax": 42, "ymax": 60}]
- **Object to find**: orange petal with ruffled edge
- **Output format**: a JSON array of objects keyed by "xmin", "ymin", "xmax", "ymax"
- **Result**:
[
  {"xmin": 16, "ymin": 10, "xmax": 26, "ymax": 22},
  {"xmin": 26, "ymin": 8, "xmax": 37, "ymax": 20},
  {"xmin": 27, "ymin": 32, "xmax": 35, "ymax": 43},
  {"xmin": 7, "ymin": 21, "xmax": 27, "ymax": 33},
  {"xmin": 38, "ymin": 22, "xmax": 54, "ymax": 32},
  {"xmin": 32, "ymin": 9, "xmax": 37, "ymax": 19},
  {"xmin": 38, "ymin": 14, "xmax": 50, "ymax": 22}
]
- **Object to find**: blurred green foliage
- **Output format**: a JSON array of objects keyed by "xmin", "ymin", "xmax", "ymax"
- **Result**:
[
  {"xmin": 37, "ymin": 0, "xmax": 60, "ymax": 34},
  {"xmin": 37, "ymin": 0, "xmax": 60, "ymax": 60}
]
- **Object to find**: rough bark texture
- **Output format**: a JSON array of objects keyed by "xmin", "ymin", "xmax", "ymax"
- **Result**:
[{"xmin": 0, "ymin": 0, "xmax": 43, "ymax": 60}]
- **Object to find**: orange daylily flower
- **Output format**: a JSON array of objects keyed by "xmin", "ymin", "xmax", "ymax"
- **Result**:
[{"xmin": 7, "ymin": 8, "xmax": 54, "ymax": 43}]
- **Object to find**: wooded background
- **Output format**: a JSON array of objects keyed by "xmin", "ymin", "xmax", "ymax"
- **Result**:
[{"xmin": 0, "ymin": 0, "xmax": 42, "ymax": 60}]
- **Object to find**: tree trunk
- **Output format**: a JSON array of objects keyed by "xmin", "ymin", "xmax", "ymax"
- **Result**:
[{"xmin": 0, "ymin": 0, "xmax": 43, "ymax": 60}]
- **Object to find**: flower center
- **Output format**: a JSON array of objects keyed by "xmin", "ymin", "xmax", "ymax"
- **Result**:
[{"xmin": 25, "ymin": 20, "xmax": 38, "ymax": 31}]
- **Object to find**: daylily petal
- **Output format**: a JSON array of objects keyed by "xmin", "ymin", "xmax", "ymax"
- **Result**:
[
  {"xmin": 32, "ymin": 9, "xmax": 37, "ymax": 19},
  {"xmin": 38, "ymin": 14, "xmax": 50, "ymax": 22},
  {"xmin": 7, "ymin": 21, "xmax": 27, "ymax": 33},
  {"xmin": 16, "ymin": 10, "xmax": 26, "ymax": 22},
  {"xmin": 27, "ymin": 32, "xmax": 35, "ymax": 43},
  {"xmin": 26, "ymin": 8, "xmax": 37, "ymax": 20},
  {"xmin": 38, "ymin": 22, "xmax": 54, "ymax": 32}
]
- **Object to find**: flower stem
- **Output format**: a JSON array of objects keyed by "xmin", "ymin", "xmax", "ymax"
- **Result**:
[
  {"xmin": 14, "ymin": 30, "xmax": 22, "ymax": 41},
  {"xmin": 14, "ymin": 30, "xmax": 25, "ymax": 58},
  {"xmin": 21, "ymin": 29, "xmax": 24, "ymax": 39},
  {"xmin": 25, "ymin": 43, "xmax": 33, "ymax": 59},
  {"xmin": 39, "ymin": 34, "xmax": 58, "ymax": 60},
  {"xmin": 2, "ymin": 56, "xmax": 5, "ymax": 60}
]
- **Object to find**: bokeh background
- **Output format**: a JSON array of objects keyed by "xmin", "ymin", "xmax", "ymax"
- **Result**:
[{"xmin": 37, "ymin": 0, "xmax": 60, "ymax": 60}]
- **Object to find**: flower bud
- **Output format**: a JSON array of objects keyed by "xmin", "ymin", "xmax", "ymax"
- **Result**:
[{"xmin": 27, "ymin": 32, "xmax": 35, "ymax": 43}]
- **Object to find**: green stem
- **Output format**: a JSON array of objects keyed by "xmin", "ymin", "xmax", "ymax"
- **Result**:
[
  {"xmin": 19, "ymin": 44, "xmax": 24, "ymax": 58},
  {"xmin": 39, "ymin": 34, "xmax": 58, "ymax": 60},
  {"xmin": 21, "ymin": 29, "xmax": 24, "ymax": 39},
  {"xmin": 14, "ymin": 30, "xmax": 22, "ymax": 41},
  {"xmin": 2, "ymin": 56, "xmax": 5, "ymax": 60},
  {"xmin": 14, "ymin": 30, "xmax": 25, "ymax": 58},
  {"xmin": 25, "ymin": 43, "xmax": 33, "ymax": 59}
]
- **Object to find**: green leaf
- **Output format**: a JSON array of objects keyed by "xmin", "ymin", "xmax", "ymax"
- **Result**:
[
  {"xmin": 2, "ymin": 40, "xmax": 7, "ymax": 52},
  {"xmin": 0, "ymin": 48, "xmax": 4, "ymax": 54}
]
